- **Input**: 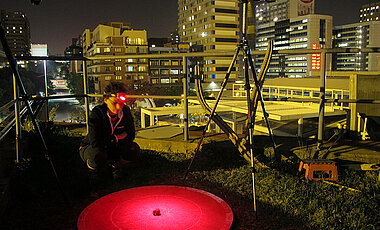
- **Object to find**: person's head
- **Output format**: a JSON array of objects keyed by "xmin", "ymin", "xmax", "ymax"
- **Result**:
[{"xmin": 103, "ymin": 82, "xmax": 127, "ymax": 114}]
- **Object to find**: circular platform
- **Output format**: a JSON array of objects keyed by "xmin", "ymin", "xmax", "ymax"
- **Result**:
[{"xmin": 78, "ymin": 185, "xmax": 233, "ymax": 230}]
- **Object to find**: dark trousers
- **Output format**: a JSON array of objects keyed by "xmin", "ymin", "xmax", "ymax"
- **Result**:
[{"xmin": 79, "ymin": 142, "xmax": 139, "ymax": 169}]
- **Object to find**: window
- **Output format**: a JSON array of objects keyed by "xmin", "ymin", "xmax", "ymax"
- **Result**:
[
  {"xmin": 105, "ymin": 76, "xmax": 111, "ymax": 81},
  {"xmin": 128, "ymin": 66, "xmax": 134, "ymax": 71},
  {"xmin": 161, "ymin": 78, "xmax": 170, "ymax": 84},
  {"xmin": 215, "ymin": 38, "xmax": 238, "ymax": 43},
  {"xmin": 115, "ymin": 76, "xmax": 123, "ymax": 80},
  {"xmin": 170, "ymin": 69, "xmax": 179, "ymax": 74},
  {"xmin": 116, "ymin": 66, "xmax": 122, "ymax": 71},
  {"xmin": 104, "ymin": 47, "xmax": 110, "ymax": 52}
]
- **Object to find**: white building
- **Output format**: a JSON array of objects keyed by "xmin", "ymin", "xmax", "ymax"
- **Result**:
[
  {"xmin": 333, "ymin": 21, "xmax": 380, "ymax": 71},
  {"xmin": 254, "ymin": 0, "xmax": 332, "ymax": 78}
]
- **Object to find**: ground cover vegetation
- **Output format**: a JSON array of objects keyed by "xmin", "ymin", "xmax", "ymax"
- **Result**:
[{"xmin": 1, "ymin": 124, "xmax": 379, "ymax": 229}]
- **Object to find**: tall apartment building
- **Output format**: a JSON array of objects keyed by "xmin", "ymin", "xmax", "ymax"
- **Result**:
[
  {"xmin": 333, "ymin": 21, "xmax": 380, "ymax": 71},
  {"xmin": 255, "ymin": 0, "xmax": 314, "ymax": 26},
  {"xmin": 65, "ymin": 36, "xmax": 83, "ymax": 74},
  {"xmin": 254, "ymin": 0, "xmax": 332, "ymax": 78},
  {"xmin": 360, "ymin": 1, "xmax": 380, "ymax": 22},
  {"xmin": 82, "ymin": 22, "xmax": 149, "ymax": 94},
  {"xmin": 178, "ymin": 0, "xmax": 240, "ymax": 82},
  {"xmin": 0, "ymin": 10, "xmax": 31, "ymax": 57}
]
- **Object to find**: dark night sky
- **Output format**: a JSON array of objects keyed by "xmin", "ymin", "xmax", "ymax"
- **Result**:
[{"xmin": 0, "ymin": 0, "xmax": 377, "ymax": 55}]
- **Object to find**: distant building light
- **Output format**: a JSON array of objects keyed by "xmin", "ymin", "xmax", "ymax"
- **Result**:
[{"xmin": 274, "ymin": 17, "xmax": 278, "ymax": 21}]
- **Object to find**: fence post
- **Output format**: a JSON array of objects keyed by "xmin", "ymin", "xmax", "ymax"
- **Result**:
[
  {"xmin": 317, "ymin": 51, "xmax": 326, "ymax": 154},
  {"xmin": 83, "ymin": 60, "xmax": 90, "ymax": 134},
  {"xmin": 183, "ymin": 56, "xmax": 189, "ymax": 141},
  {"xmin": 13, "ymin": 74, "xmax": 21, "ymax": 163}
]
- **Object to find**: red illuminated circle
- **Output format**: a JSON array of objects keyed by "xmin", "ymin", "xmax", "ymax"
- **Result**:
[{"xmin": 78, "ymin": 185, "xmax": 233, "ymax": 230}]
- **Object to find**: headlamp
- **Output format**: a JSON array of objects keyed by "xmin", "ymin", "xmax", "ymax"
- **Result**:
[
  {"xmin": 117, "ymin": 93, "xmax": 127, "ymax": 103},
  {"xmin": 106, "ymin": 93, "xmax": 127, "ymax": 104}
]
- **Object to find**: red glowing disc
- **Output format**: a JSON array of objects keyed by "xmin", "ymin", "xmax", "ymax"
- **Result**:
[{"xmin": 78, "ymin": 185, "xmax": 233, "ymax": 230}]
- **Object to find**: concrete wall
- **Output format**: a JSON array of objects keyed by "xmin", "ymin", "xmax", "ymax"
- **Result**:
[{"xmin": 349, "ymin": 74, "xmax": 380, "ymax": 131}]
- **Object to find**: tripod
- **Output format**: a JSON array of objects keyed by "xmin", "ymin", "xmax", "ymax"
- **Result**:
[
  {"xmin": 183, "ymin": 0, "xmax": 277, "ymax": 219},
  {"xmin": 0, "ymin": 23, "xmax": 69, "ymax": 205}
]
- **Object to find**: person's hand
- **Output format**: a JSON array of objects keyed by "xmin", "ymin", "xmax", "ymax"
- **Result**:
[{"xmin": 114, "ymin": 131, "xmax": 127, "ymax": 142}]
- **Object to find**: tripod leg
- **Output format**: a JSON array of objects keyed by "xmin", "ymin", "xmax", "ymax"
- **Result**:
[
  {"xmin": 246, "ymin": 52, "xmax": 277, "ymax": 155},
  {"xmin": 242, "ymin": 51, "xmax": 259, "ymax": 219},
  {"xmin": 183, "ymin": 45, "xmax": 242, "ymax": 182},
  {"xmin": 0, "ymin": 24, "xmax": 70, "ymax": 205}
]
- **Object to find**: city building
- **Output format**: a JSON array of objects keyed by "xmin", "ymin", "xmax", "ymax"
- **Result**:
[
  {"xmin": 64, "ymin": 36, "xmax": 83, "ymax": 74},
  {"xmin": 82, "ymin": 22, "xmax": 149, "ymax": 94},
  {"xmin": 170, "ymin": 30, "xmax": 180, "ymax": 44},
  {"xmin": 0, "ymin": 10, "xmax": 31, "ymax": 57},
  {"xmin": 178, "ymin": 0, "xmax": 240, "ymax": 82},
  {"xmin": 148, "ymin": 39, "xmax": 190, "ymax": 85},
  {"xmin": 332, "ymin": 21, "xmax": 380, "ymax": 71},
  {"xmin": 255, "ymin": 0, "xmax": 314, "ymax": 26},
  {"xmin": 360, "ymin": 1, "xmax": 380, "ymax": 22},
  {"xmin": 254, "ymin": 0, "xmax": 332, "ymax": 78}
]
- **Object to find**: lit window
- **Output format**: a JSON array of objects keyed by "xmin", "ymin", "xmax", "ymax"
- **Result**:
[
  {"xmin": 116, "ymin": 66, "xmax": 122, "ymax": 71},
  {"xmin": 128, "ymin": 66, "xmax": 133, "ymax": 71},
  {"xmin": 104, "ymin": 47, "xmax": 110, "ymax": 52}
]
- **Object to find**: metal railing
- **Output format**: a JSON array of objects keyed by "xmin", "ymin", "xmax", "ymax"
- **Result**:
[
  {"xmin": 1, "ymin": 47, "xmax": 379, "ymax": 160},
  {"xmin": 233, "ymin": 84, "xmax": 350, "ymax": 110}
]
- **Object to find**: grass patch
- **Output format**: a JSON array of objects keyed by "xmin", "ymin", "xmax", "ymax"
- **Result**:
[{"xmin": 2, "ymin": 125, "xmax": 379, "ymax": 229}]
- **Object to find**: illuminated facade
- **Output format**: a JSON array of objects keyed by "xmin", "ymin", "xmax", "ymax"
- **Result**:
[
  {"xmin": 255, "ymin": 0, "xmax": 314, "ymax": 26},
  {"xmin": 360, "ymin": 2, "xmax": 380, "ymax": 22},
  {"xmin": 254, "ymin": 0, "xmax": 333, "ymax": 78},
  {"xmin": 82, "ymin": 22, "xmax": 148, "ymax": 94},
  {"xmin": 178, "ymin": 0, "xmax": 240, "ymax": 81},
  {"xmin": 333, "ymin": 21, "xmax": 380, "ymax": 71},
  {"xmin": 148, "ymin": 43, "xmax": 189, "ymax": 85},
  {"xmin": 0, "ymin": 10, "xmax": 31, "ymax": 57}
]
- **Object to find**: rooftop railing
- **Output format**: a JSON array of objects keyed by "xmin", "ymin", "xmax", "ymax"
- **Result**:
[{"xmin": 1, "ymin": 47, "xmax": 380, "ymax": 161}]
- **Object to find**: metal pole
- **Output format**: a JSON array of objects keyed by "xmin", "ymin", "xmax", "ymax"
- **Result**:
[
  {"xmin": 13, "ymin": 74, "xmax": 21, "ymax": 163},
  {"xmin": 43, "ymin": 60, "xmax": 49, "ymax": 121},
  {"xmin": 183, "ymin": 56, "xmax": 189, "ymax": 141},
  {"xmin": 83, "ymin": 60, "xmax": 90, "ymax": 134},
  {"xmin": 317, "ymin": 51, "xmax": 326, "ymax": 155}
]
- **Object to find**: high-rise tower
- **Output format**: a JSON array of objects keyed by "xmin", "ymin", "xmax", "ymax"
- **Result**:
[
  {"xmin": 0, "ymin": 10, "xmax": 31, "ymax": 57},
  {"xmin": 178, "ymin": 0, "xmax": 240, "ymax": 82}
]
